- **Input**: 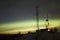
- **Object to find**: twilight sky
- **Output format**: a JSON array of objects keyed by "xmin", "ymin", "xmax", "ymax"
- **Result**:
[{"xmin": 0, "ymin": 0, "xmax": 60, "ymax": 23}]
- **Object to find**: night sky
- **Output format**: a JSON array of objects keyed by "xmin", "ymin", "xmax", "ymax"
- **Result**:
[
  {"xmin": 0, "ymin": 0, "xmax": 60, "ymax": 33},
  {"xmin": 0, "ymin": 0, "xmax": 60, "ymax": 23}
]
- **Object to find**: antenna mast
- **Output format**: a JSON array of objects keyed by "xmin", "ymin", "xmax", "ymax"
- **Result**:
[
  {"xmin": 36, "ymin": 6, "xmax": 39, "ymax": 30},
  {"xmin": 46, "ymin": 12, "xmax": 49, "ymax": 31}
]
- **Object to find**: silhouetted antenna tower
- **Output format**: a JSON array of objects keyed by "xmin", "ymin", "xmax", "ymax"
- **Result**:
[
  {"xmin": 36, "ymin": 6, "xmax": 39, "ymax": 30},
  {"xmin": 45, "ymin": 11, "xmax": 49, "ymax": 31}
]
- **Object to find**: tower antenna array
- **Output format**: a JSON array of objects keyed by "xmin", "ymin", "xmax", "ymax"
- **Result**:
[{"xmin": 46, "ymin": 11, "xmax": 49, "ymax": 31}]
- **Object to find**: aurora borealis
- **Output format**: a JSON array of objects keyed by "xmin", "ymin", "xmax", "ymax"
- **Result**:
[
  {"xmin": 0, "ymin": 18, "xmax": 60, "ymax": 33},
  {"xmin": 0, "ymin": 0, "xmax": 60, "ymax": 34}
]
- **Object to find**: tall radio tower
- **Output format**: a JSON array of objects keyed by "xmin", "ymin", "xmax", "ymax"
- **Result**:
[
  {"xmin": 36, "ymin": 6, "xmax": 39, "ymax": 30},
  {"xmin": 45, "ymin": 12, "xmax": 50, "ymax": 31}
]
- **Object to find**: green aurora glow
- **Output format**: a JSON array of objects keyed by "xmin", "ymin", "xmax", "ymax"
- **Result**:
[{"xmin": 0, "ymin": 18, "xmax": 60, "ymax": 32}]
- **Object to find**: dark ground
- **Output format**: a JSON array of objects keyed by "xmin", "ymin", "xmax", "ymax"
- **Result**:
[{"xmin": 0, "ymin": 29, "xmax": 60, "ymax": 40}]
